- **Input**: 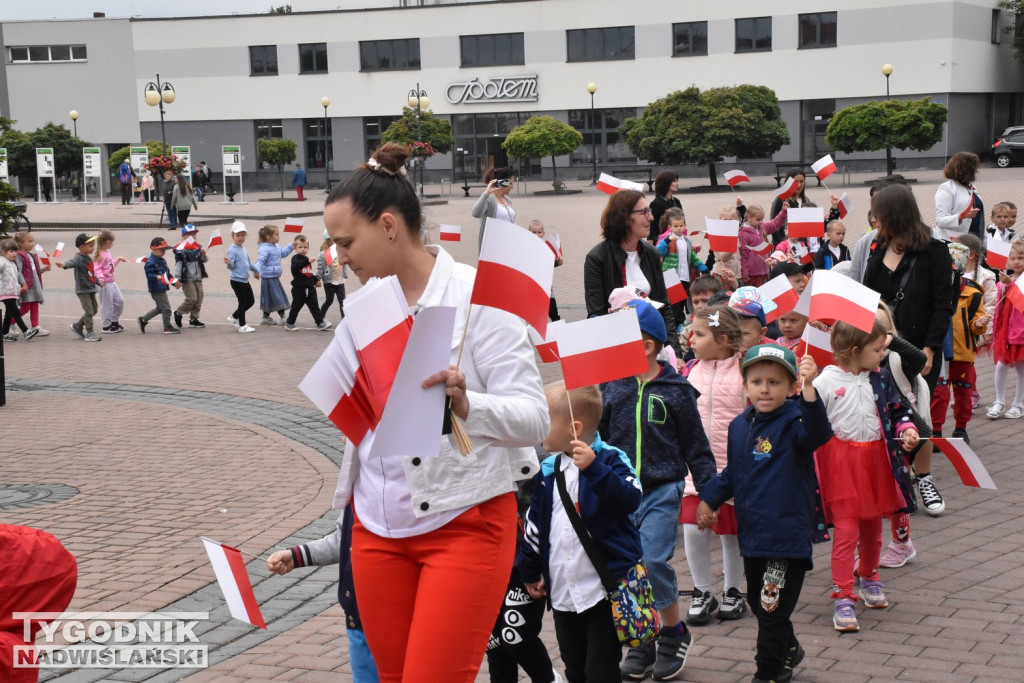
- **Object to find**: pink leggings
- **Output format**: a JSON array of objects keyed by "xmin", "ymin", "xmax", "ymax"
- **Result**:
[
  {"xmin": 18, "ymin": 302, "xmax": 38, "ymax": 328},
  {"xmin": 831, "ymin": 516, "xmax": 882, "ymax": 598}
]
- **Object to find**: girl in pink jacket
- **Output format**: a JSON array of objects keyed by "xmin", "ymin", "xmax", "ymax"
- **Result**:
[
  {"xmin": 987, "ymin": 239, "xmax": 1024, "ymax": 419},
  {"xmin": 679, "ymin": 305, "xmax": 748, "ymax": 624},
  {"xmin": 738, "ymin": 204, "xmax": 787, "ymax": 286},
  {"xmin": 94, "ymin": 230, "xmax": 128, "ymax": 333}
]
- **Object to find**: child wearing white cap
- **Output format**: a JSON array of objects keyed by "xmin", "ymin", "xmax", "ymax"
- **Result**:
[{"xmin": 224, "ymin": 220, "xmax": 259, "ymax": 333}]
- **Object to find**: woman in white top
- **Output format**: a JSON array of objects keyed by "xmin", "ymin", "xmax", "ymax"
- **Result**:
[
  {"xmin": 935, "ymin": 151, "xmax": 982, "ymax": 241},
  {"xmin": 471, "ymin": 166, "xmax": 517, "ymax": 252},
  {"xmin": 323, "ymin": 143, "xmax": 549, "ymax": 683}
]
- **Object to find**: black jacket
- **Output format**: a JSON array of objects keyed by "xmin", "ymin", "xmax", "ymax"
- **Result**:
[
  {"xmin": 290, "ymin": 253, "xmax": 319, "ymax": 288},
  {"xmin": 583, "ymin": 238, "xmax": 681, "ymax": 354},
  {"xmin": 862, "ymin": 237, "xmax": 955, "ymax": 350},
  {"xmin": 811, "ymin": 242, "xmax": 850, "ymax": 270},
  {"xmin": 648, "ymin": 195, "xmax": 682, "ymax": 242}
]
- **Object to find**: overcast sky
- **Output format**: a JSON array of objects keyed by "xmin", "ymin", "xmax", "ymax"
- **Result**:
[{"xmin": 2, "ymin": 0, "xmax": 290, "ymax": 21}]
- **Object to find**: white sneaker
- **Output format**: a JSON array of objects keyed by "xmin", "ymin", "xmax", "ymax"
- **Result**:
[
  {"xmin": 227, "ymin": 315, "xmax": 239, "ymax": 329},
  {"xmin": 238, "ymin": 325, "xmax": 255, "ymax": 333},
  {"xmin": 34, "ymin": 327, "xmax": 50, "ymax": 336}
]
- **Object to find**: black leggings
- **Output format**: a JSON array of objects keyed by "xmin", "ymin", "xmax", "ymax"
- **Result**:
[
  {"xmin": 320, "ymin": 282, "xmax": 346, "ymax": 318},
  {"xmin": 230, "ymin": 281, "xmax": 254, "ymax": 326},
  {"xmin": 2, "ymin": 299, "xmax": 28, "ymax": 335},
  {"xmin": 486, "ymin": 568, "xmax": 554, "ymax": 683}
]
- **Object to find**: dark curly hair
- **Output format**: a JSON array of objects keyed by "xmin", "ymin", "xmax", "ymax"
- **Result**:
[
  {"xmin": 326, "ymin": 142, "xmax": 421, "ymax": 236},
  {"xmin": 943, "ymin": 152, "xmax": 979, "ymax": 187},
  {"xmin": 600, "ymin": 189, "xmax": 644, "ymax": 243},
  {"xmin": 654, "ymin": 170, "xmax": 678, "ymax": 197}
]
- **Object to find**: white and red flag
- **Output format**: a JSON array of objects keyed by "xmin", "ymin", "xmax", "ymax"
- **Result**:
[
  {"xmin": 299, "ymin": 334, "xmax": 375, "ymax": 445},
  {"xmin": 811, "ymin": 154, "xmax": 838, "ymax": 181},
  {"xmin": 757, "ymin": 274, "xmax": 800, "ymax": 324},
  {"xmin": 804, "ymin": 269, "xmax": 880, "ymax": 332},
  {"xmin": 545, "ymin": 233, "xmax": 562, "ymax": 260},
  {"xmin": 344, "ymin": 276, "xmax": 413, "ymax": 397},
  {"xmin": 558, "ymin": 309, "xmax": 648, "ymax": 390},
  {"xmin": 787, "ymin": 207, "xmax": 825, "ymax": 239},
  {"xmin": 528, "ymin": 320, "xmax": 566, "ymax": 364},
  {"xmin": 705, "ymin": 219, "xmax": 740, "ymax": 252},
  {"xmin": 774, "ymin": 177, "xmax": 797, "ymax": 201},
  {"xmin": 207, "ymin": 229, "xmax": 223, "ymax": 250},
  {"xmin": 793, "ymin": 242, "xmax": 813, "ymax": 265},
  {"xmin": 749, "ymin": 240, "xmax": 773, "ymax": 257},
  {"xmin": 596, "ymin": 173, "xmax": 645, "ymax": 195},
  {"xmin": 1005, "ymin": 277, "xmax": 1024, "ymax": 313},
  {"xmin": 201, "ymin": 537, "xmax": 267, "ymax": 629},
  {"xmin": 798, "ymin": 325, "xmax": 835, "ymax": 369},
  {"xmin": 159, "ymin": 273, "xmax": 178, "ymax": 286},
  {"xmin": 323, "ymin": 244, "xmax": 337, "ymax": 267},
  {"xmin": 52, "ymin": 242, "xmax": 64, "ymax": 259},
  {"xmin": 986, "ymin": 237, "xmax": 1012, "ymax": 271},
  {"xmin": 33, "ymin": 244, "xmax": 50, "ymax": 266},
  {"xmin": 837, "ymin": 193, "xmax": 853, "ymax": 219},
  {"xmin": 131, "ymin": 256, "xmax": 148, "ymax": 264},
  {"xmin": 663, "ymin": 268, "xmax": 688, "ymax": 304},
  {"xmin": 723, "ymin": 170, "xmax": 751, "ymax": 187},
  {"xmin": 283, "ymin": 217, "xmax": 305, "ymax": 234},
  {"xmin": 931, "ymin": 438, "xmax": 996, "ymax": 489},
  {"xmin": 472, "ymin": 217, "xmax": 554, "ymax": 336},
  {"xmin": 175, "ymin": 236, "xmax": 200, "ymax": 251},
  {"xmin": 439, "ymin": 224, "xmax": 461, "ymax": 242}
]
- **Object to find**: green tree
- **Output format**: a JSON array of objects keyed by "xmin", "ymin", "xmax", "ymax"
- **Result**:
[
  {"xmin": 0, "ymin": 121, "xmax": 91, "ymax": 178},
  {"xmin": 380, "ymin": 107, "xmax": 454, "ymax": 155},
  {"xmin": 107, "ymin": 141, "xmax": 167, "ymax": 169},
  {"xmin": 826, "ymin": 98, "xmax": 948, "ymax": 175},
  {"xmin": 0, "ymin": 180, "xmax": 23, "ymax": 236},
  {"xmin": 257, "ymin": 137, "xmax": 299, "ymax": 198},
  {"xmin": 999, "ymin": 1, "xmax": 1024, "ymax": 61},
  {"xmin": 620, "ymin": 85, "xmax": 790, "ymax": 187},
  {"xmin": 502, "ymin": 115, "xmax": 582, "ymax": 191}
]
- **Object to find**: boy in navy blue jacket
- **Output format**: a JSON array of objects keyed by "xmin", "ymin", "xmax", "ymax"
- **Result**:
[
  {"xmin": 697, "ymin": 345, "xmax": 833, "ymax": 683},
  {"xmin": 599, "ymin": 299, "xmax": 716, "ymax": 681},
  {"xmin": 520, "ymin": 381, "xmax": 642, "ymax": 683},
  {"xmin": 138, "ymin": 237, "xmax": 182, "ymax": 335}
]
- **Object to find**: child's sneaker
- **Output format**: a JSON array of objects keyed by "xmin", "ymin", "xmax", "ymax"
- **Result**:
[
  {"xmin": 686, "ymin": 589, "xmax": 718, "ymax": 625},
  {"xmin": 717, "ymin": 587, "xmax": 747, "ymax": 620},
  {"xmin": 24, "ymin": 328, "xmax": 39, "ymax": 341},
  {"xmin": 879, "ymin": 540, "xmax": 916, "ymax": 568},
  {"xmin": 833, "ymin": 598, "xmax": 859, "ymax": 632},
  {"xmin": 652, "ymin": 625, "xmax": 691, "ymax": 681},
  {"xmin": 189, "ymin": 319, "xmax": 206, "ymax": 328},
  {"xmin": 108, "ymin": 323, "xmax": 124, "ymax": 333},
  {"xmin": 174, "ymin": 311, "xmax": 183, "ymax": 328},
  {"xmin": 284, "ymin": 323, "xmax": 298, "ymax": 331},
  {"xmin": 261, "ymin": 316, "xmax": 275, "ymax": 326},
  {"xmin": 859, "ymin": 578, "xmax": 888, "ymax": 608},
  {"xmin": 138, "ymin": 317, "xmax": 148, "ymax": 334},
  {"xmin": 620, "ymin": 641, "xmax": 656, "ymax": 680},
  {"xmin": 918, "ymin": 474, "xmax": 945, "ymax": 515},
  {"xmin": 164, "ymin": 326, "xmax": 181, "ymax": 335},
  {"xmin": 971, "ymin": 389, "xmax": 980, "ymax": 410},
  {"xmin": 238, "ymin": 325, "xmax": 255, "ymax": 333},
  {"xmin": 227, "ymin": 315, "xmax": 238, "ymax": 327},
  {"xmin": 33, "ymin": 327, "xmax": 49, "ymax": 336},
  {"xmin": 70, "ymin": 322, "xmax": 85, "ymax": 339},
  {"xmin": 84, "ymin": 332, "xmax": 102, "ymax": 342},
  {"xmin": 102, "ymin": 325, "xmax": 112, "ymax": 332},
  {"xmin": 2, "ymin": 334, "xmax": 16, "ymax": 342},
  {"xmin": 316, "ymin": 320, "xmax": 333, "ymax": 331}
]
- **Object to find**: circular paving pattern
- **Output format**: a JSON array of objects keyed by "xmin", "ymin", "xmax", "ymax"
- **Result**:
[{"xmin": 0, "ymin": 483, "xmax": 81, "ymax": 510}]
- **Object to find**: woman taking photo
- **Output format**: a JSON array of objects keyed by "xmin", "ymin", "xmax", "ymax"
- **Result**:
[
  {"xmin": 583, "ymin": 189, "xmax": 682, "ymax": 355},
  {"xmin": 935, "ymin": 151, "xmax": 983, "ymax": 240},
  {"xmin": 471, "ymin": 166, "xmax": 516, "ymax": 252},
  {"xmin": 322, "ymin": 143, "xmax": 549, "ymax": 683},
  {"xmin": 648, "ymin": 170, "xmax": 682, "ymax": 243}
]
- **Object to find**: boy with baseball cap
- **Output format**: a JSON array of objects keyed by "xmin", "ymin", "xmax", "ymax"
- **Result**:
[
  {"xmin": 55, "ymin": 233, "xmax": 101, "ymax": 342},
  {"xmin": 697, "ymin": 345, "xmax": 832, "ymax": 683},
  {"xmin": 139, "ymin": 237, "xmax": 182, "ymax": 334}
]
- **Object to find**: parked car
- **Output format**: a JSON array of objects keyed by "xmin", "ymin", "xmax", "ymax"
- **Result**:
[{"xmin": 991, "ymin": 126, "xmax": 1024, "ymax": 167}]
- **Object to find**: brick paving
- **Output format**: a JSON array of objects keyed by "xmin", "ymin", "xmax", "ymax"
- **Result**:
[{"xmin": 2, "ymin": 167, "xmax": 1023, "ymax": 681}]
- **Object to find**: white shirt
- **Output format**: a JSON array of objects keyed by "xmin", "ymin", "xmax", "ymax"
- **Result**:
[
  {"xmin": 828, "ymin": 244, "xmax": 842, "ymax": 260},
  {"xmin": 494, "ymin": 200, "xmax": 516, "ymax": 225},
  {"xmin": 547, "ymin": 455, "xmax": 606, "ymax": 613},
  {"xmin": 812, "ymin": 366, "xmax": 883, "ymax": 442},
  {"xmin": 624, "ymin": 250, "xmax": 651, "ymax": 294}
]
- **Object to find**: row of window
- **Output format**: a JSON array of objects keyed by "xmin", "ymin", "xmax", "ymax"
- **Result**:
[
  {"xmin": 250, "ymin": 43, "xmax": 330, "ymax": 75},
  {"xmin": 8, "ymin": 45, "xmax": 87, "ymax": 63}
]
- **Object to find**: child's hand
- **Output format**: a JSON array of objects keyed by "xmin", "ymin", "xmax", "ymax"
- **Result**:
[
  {"xmin": 554, "ymin": 257, "xmax": 563, "ymax": 267},
  {"xmin": 254, "ymin": 272, "xmax": 261, "ymax": 280},
  {"xmin": 798, "ymin": 354, "xmax": 818, "ymax": 383},
  {"xmin": 315, "ymin": 281, "xmax": 322, "ymax": 287},
  {"xmin": 223, "ymin": 256, "xmax": 231, "ymax": 265},
  {"xmin": 524, "ymin": 578, "xmax": 546, "ymax": 599},
  {"xmin": 266, "ymin": 550, "xmax": 294, "ymax": 575},
  {"xmin": 571, "ymin": 439, "xmax": 595, "ymax": 470},
  {"xmin": 54, "ymin": 261, "xmax": 65, "ymax": 269},
  {"xmin": 901, "ymin": 428, "xmax": 920, "ymax": 451},
  {"xmin": 999, "ymin": 271, "xmax": 1015, "ymax": 285},
  {"xmin": 118, "ymin": 256, "xmax": 128, "ymax": 263},
  {"xmin": 20, "ymin": 283, "xmax": 28, "ymax": 294},
  {"xmin": 173, "ymin": 281, "xmax": 182, "ymax": 289},
  {"xmin": 696, "ymin": 501, "xmax": 718, "ymax": 530},
  {"xmin": 42, "ymin": 264, "xmax": 51, "ymax": 272},
  {"xmin": 830, "ymin": 193, "xmax": 840, "ymax": 208},
  {"xmin": 810, "ymin": 320, "xmax": 829, "ymax": 332},
  {"xmin": 976, "ymin": 314, "xmax": 992, "ymax": 329},
  {"xmin": 694, "ymin": 244, "xmax": 702, "ymax": 253},
  {"xmin": 735, "ymin": 196, "xmax": 744, "ymax": 207}
]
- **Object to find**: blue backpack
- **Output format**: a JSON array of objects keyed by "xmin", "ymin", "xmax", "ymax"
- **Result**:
[{"xmin": 118, "ymin": 163, "xmax": 133, "ymax": 185}]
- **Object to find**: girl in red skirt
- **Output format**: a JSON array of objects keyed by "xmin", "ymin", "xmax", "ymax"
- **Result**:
[
  {"xmin": 812, "ymin": 314, "xmax": 920, "ymax": 632},
  {"xmin": 986, "ymin": 239, "xmax": 1024, "ymax": 419}
]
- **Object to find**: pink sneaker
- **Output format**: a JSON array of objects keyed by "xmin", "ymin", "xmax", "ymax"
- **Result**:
[
  {"xmin": 879, "ymin": 540, "xmax": 916, "ymax": 568},
  {"xmin": 971, "ymin": 389, "xmax": 980, "ymax": 410}
]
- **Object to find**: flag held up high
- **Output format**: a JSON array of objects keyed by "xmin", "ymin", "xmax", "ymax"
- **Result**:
[
  {"xmin": 596, "ymin": 173, "xmax": 645, "ymax": 195},
  {"xmin": 774, "ymin": 177, "xmax": 797, "ymax": 201},
  {"xmin": 837, "ymin": 193, "xmax": 853, "ymax": 219},
  {"xmin": 558, "ymin": 309, "xmax": 648, "ymax": 390},
  {"xmin": 723, "ymin": 170, "xmax": 751, "ymax": 187},
  {"xmin": 757, "ymin": 274, "xmax": 799, "ymax": 323},
  {"xmin": 283, "ymin": 217, "xmax": 305, "ymax": 233},
  {"xmin": 787, "ymin": 207, "xmax": 826, "ymax": 239},
  {"xmin": 811, "ymin": 154, "xmax": 837, "ymax": 180},
  {"xmin": 705, "ymin": 218, "xmax": 740, "ymax": 252},
  {"xmin": 804, "ymin": 269, "xmax": 880, "ymax": 333}
]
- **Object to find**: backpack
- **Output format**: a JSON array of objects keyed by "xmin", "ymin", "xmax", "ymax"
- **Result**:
[{"xmin": 118, "ymin": 163, "xmax": 133, "ymax": 185}]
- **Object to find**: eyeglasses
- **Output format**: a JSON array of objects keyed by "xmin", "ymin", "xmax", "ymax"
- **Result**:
[{"xmin": 631, "ymin": 207, "xmax": 653, "ymax": 216}]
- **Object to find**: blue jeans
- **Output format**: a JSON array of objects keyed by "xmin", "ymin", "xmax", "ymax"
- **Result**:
[
  {"xmin": 347, "ymin": 628, "xmax": 379, "ymax": 683},
  {"xmin": 633, "ymin": 481, "xmax": 684, "ymax": 611}
]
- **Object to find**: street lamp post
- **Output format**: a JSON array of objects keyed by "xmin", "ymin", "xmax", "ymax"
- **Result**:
[
  {"xmin": 408, "ymin": 84, "xmax": 430, "ymax": 199},
  {"xmin": 587, "ymin": 82, "xmax": 598, "ymax": 185},
  {"xmin": 69, "ymin": 110, "xmax": 78, "ymax": 138},
  {"xmin": 144, "ymin": 75, "xmax": 175, "ymax": 158},
  {"xmin": 882, "ymin": 63, "xmax": 894, "ymax": 176},
  {"xmin": 322, "ymin": 96, "xmax": 332, "ymax": 192}
]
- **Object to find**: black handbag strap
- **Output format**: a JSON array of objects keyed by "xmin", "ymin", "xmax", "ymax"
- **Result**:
[
  {"xmin": 554, "ymin": 462, "xmax": 618, "ymax": 594},
  {"xmin": 889, "ymin": 253, "xmax": 919, "ymax": 315}
]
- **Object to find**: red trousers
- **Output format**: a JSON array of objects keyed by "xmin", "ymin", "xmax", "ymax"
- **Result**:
[
  {"xmin": 352, "ymin": 493, "xmax": 517, "ymax": 683},
  {"xmin": 296, "ymin": 186, "xmax": 305, "ymax": 201},
  {"xmin": 931, "ymin": 360, "xmax": 976, "ymax": 431},
  {"xmin": 830, "ymin": 517, "xmax": 882, "ymax": 598}
]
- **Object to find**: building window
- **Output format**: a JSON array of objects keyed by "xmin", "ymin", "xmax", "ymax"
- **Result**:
[
  {"xmin": 992, "ymin": 9, "xmax": 1002, "ymax": 44},
  {"xmin": 735, "ymin": 17, "xmax": 772, "ymax": 53},
  {"xmin": 672, "ymin": 21, "xmax": 708, "ymax": 57},
  {"xmin": 798, "ymin": 12, "xmax": 837, "ymax": 49},
  {"xmin": 299, "ymin": 42, "xmax": 328, "ymax": 73},
  {"xmin": 568, "ymin": 108, "xmax": 639, "ymax": 165},
  {"xmin": 249, "ymin": 45, "xmax": 278, "ymax": 75},
  {"xmin": 304, "ymin": 118, "xmax": 333, "ymax": 169},
  {"xmin": 363, "ymin": 116, "xmax": 402, "ymax": 160},
  {"xmin": 254, "ymin": 119, "xmax": 283, "ymax": 140},
  {"xmin": 460, "ymin": 33, "xmax": 525, "ymax": 67},
  {"xmin": 566, "ymin": 26, "xmax": 635, "ymax": 62},
  {"xmin": 8, "ymin": 44, "xmax": 87, "ymax": 63},
  {"xmin": 359, "ymin": 39, "xmax": 420, "ymax": 72}
]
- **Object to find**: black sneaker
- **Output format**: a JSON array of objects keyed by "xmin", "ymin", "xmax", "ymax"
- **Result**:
[
  {"xmin": 620, "ymin": 641, "xmax": 656, "ymax": 680},
  {"xmin": 652, "ymin": 626, "xmax": 692, "ymax": 681},
  {"xmin": 164, "ymin": 326, "xmax": 181, "ymax": 335},
  {"xmin": 174, "ymin": 311, "xmax": 183, "ymax": 328},
  {"xmin": 918, "ymin": 475, "xmax": 945, "ymax": 516},
  {"xmin": 102, "ymin": 325, "xmax": 112, "ymax": 332},
  {"xmin": 951, "ymin": 428, "xmax": 970, "ymax": 444},
  {"xmin": 189, "ymin": 319, "xmax": 206, "ymax": 328},
  {"xmin": 24, "ymin": 327, "xmax": 39, "ymax": 341},
  {"xmin": 138, "ymin": 316, "xmax": 148, "ymax": 334},
  {"xmin": 107, "ymin": 323, "xmax": 124, "ymax": 334},
  {"xmin": 717, "ymin": 587, "xmax": 747, "ymax": 620},
  {"xmin": 776, "ymin": 641, "xmax": 805, "ymax": 682},
  {"xmin": 686, "ymin": 589, "xmax": 718, "ymax": 625}
]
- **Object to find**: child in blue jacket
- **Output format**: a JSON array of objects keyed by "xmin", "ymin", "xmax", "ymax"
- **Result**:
[
  {"xmin": 255, "ymin": 224, "xmax": 293, "ymax": 325},
  {"xmin": 697, "ymin": 345, "xmax": 833, "ymax": 683},
  {"xmin": 138, "ymin": 237, "xmax": 182, "ymax": 334},
  {"xmin": 520, "ymin": 381, "xmax": 643, "ymax": 683}
]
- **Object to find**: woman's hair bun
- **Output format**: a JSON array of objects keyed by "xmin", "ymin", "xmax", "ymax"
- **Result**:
[{"xmin": 369, "ymin": 142, "xmax": 410, "ymax": 176}]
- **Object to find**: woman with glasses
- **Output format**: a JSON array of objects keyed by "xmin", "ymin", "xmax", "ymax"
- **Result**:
[{"xmin": 583, "ymin": 189, "xmax": 683, "ymax": 355}]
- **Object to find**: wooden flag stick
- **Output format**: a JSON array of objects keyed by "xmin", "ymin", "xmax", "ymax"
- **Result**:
[
  {"xmin": 450, "ymin": 303, "xmax": 476, "ymax": 455},
  {"xmin": 567, "ymin": 391, "xmax": 578, "ymax": 440},
  {"xmin": 236, "ymin": 547, "xmax": 271, "ymax": 562}
]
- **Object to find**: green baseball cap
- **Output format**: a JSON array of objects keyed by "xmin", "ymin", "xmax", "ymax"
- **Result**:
[{"xmin": 741, "ymin": 343, "xmax": 798, "ymax": 380}]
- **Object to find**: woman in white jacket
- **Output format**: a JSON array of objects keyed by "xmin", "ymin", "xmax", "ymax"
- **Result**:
[
  {"xmin": 934, "ymin": 152, "xmax": 982, "ymax": 240},
  {"xmin": 323, "ymin": 143, "xmax": 549, "ymax": 683}
]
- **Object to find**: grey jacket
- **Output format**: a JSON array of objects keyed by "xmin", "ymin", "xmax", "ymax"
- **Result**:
[
  {"xmin": 172, "ymin": 184, "xmax": 198, "ymax": 212},
  {"xmin": 62, "ymin": 253, "xmax": 99, "ymax": 294},
  {"xmin": 470, "ymin": 192, "xmax": 514, "ymax": 252}
]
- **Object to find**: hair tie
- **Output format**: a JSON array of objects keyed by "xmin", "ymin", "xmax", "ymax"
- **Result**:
[
  {"xmin": 707, "ymin": 311, "xmax": 721, "ymax": 327},
  {"xmin": 366, "ymin": 158, "xmax": 408, "ymax": 177}
]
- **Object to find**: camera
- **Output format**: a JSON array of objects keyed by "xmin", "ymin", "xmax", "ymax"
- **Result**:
[{"xmin": 496, "ymin": 179, "xmax": 511, "ymax": 188}]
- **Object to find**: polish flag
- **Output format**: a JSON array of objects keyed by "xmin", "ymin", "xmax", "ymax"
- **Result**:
[
  {"xmin": 201, "ymin": 537, "xmax": 267, "ymax": 629},
  {"xmin": 345, "ymin": 277, "xmax": 413, "ymax": 397},
  {"xmin": 323, "ymin": 244, "xmax": 337, "ymax": 266},
  {"xmin": 52, "ymin": 242, "xmax": 64, "ymax": 259},
  {"xmin": 283, "ymin": 217, "xmax": 305, "ymax": 233},
  {"xmin": 798, "ymin": 325, "xmax": 835, "ymax": 369},
  {"xmin": 175, "ymin": 236, "xmax": 200, "ymax": 251},
  {"xmin": 986, "ymin": 238, "xmax": 1012, "ymax": 271},
  {"xmin": 837, "ymin": 193, "xmax": 853, "ymax": 219},
  {"xmin": 131, "ymin": 256, "xmax": 148, "ymax": 264},
  {"xmin": 596, "ymin": 173, "xmax": 645, "ymax": 195},
  {"xmin": 811, "ymin": 154, "xmax": 838, "ymax": 180},
  {"xmin": 793, "ymin": 241, "xmax": 813, "ymax": 265},
  {"xmin": 159, "ymin": 273, "xmax": 178, "ymax": 286},
  {"xmin": 472, "ymin": 217, "xmax": 554, "ymax": 336},
  {"xmin": 705, "ymin": 219, "xmax": 740, "ymax": 252},
  {"xmin": 207, "ymin": 229, "xmax": 223, "ymax": 250},
  {"xmin": 931, "ymin": 438, "xmax": 996, "ymax": 489},
  {"xmin": 806, "ymin": 269, "xmax": 880, "ymax": 332},
  {"xmin": 787, "ymin": 207, "xmax": 825, "ymax": 239},
  {"xmin": 774, "ymin": 177, "xmax": 797, "ymax": 201},
  {"xmin": 34, "ymin": 244, "xmax": 50, "ymax": 266},
  {"xmin": 1006, "ymin": 277, "xmax": 1024, "ymax": 313},
  {"xmin": 545, "ymin": 233, "xmax": 562, "ymax": 259},
  {"xmin": 439, "ymin": 224, "xmax": 461, "ymax": 241},
  {"xmin": 558, "ymin": 309, "xmax": 649, "ymax": 390},
  {"xmin": 299, "ymin": 338, "xmax": 374, "ymax": 445},
  {"xmin": 757, "ymin": 274, "xmax": 799, "ymax": 324},
  {"xmin": 527, "ymin": 320, "xmax": 565, "ymax": 364},
  {"xmin": 663, "ymin": 268, "xmax": 688, "ymax": 304},
  {"xmin": 750, "ymin": 240, "xmax": 773, "ymax": 257},
  {"xmin": 723, "ymin": 170, "xmax": 751, "ymax": 187}
]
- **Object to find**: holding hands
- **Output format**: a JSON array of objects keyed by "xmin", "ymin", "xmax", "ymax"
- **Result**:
[{"xmin": 696, "ymin": 500, "xmax": 718, "ymax": 531}]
